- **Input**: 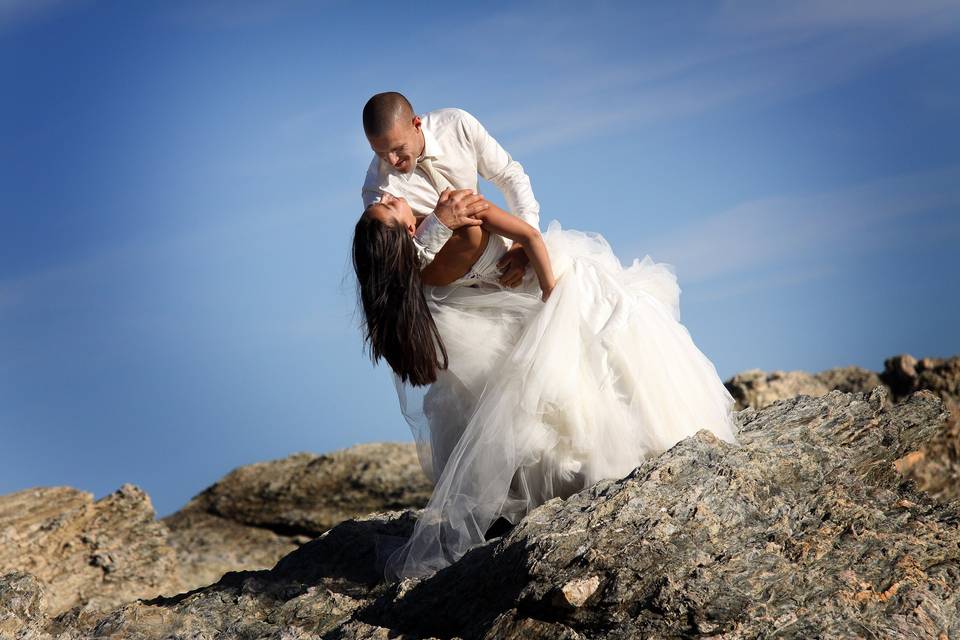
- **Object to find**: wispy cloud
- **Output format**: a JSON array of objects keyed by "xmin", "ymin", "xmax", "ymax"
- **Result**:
[
  {"xmin": 0, "ymin": 0, "xmax": 78, "ymax": 31},
  {"xmin": 639, "ymin": 163, "xmax": 960, "ymax": 285},
  {"xmin": 684, "ymin": 265, "xmax": 837, "ymax": 304},
  {"xmin": 709, "ymin": 0, "xmax": 960, "ymax": 33},
  {"xmin": 450, "ymin": 2, "xmax": 960, "ymax": 154},
  {"xmin": 162, "ymin": 0, "xmax": 325, "ymax": 30}
]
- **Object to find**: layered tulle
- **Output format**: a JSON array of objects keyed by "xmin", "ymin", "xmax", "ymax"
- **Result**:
[{"xmin": 381, "ymin": 220, "xmax": 737, "ymax": 581}]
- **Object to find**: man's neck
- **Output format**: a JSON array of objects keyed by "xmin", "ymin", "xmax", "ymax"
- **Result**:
[{"xmin": 416, "ymin": 128, "xmax": 426, "ymax": 161}]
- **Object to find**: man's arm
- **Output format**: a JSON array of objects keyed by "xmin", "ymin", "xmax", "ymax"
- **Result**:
[{"xmin": 460, "ymin": 109, "xmax": 540, "ymax": 231}]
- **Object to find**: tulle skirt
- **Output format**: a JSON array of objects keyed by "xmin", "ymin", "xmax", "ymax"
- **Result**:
[{"xmin": 380, "ymin": 220, "xmax": 737, "ymax": 581}]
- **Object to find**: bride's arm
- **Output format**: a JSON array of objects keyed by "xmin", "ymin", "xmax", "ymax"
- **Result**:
[{"xmin": 474, "ymin": 203, "xmax": 557, "ymax": 301}]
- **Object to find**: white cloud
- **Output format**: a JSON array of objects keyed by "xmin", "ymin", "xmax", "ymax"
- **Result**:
[
  {"xmin": 710, "ymin": 0, "xmax": 960, "ymax": 33},
  {"xmin": 637, "ymin": 164, "xmax": 960, "ymax": 284},
  {"xmin": 455, "ymin": 2, "xmax": 960, "ymax": 155},
  {"xmin": 162, "ymin": 0, "xmax": 325, "ymax": 30},
  {"xmin": 0, "ymin": 0, "xmax": 74, "ymax": 30}
]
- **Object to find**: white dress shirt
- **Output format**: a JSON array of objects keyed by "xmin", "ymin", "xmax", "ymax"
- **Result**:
[{"xmin": 361, "ymin": 108, "xmax": 540, "ymax": 267}]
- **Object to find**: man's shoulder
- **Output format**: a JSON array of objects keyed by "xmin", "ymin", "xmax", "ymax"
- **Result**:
[
  {"xmin": 422, "ymin": 107, "xmax": 480, "ymax": 132},
  {"xmin": 363, "ymin": 154, "xmax": 384, "ymax": 184},
  {"xmin": 362, "ymin": 155, "xmax": 388, "ymax": 203}
]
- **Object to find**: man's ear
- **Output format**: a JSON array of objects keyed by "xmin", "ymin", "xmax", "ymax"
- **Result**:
[{"xmin": 412, "ymin": 115, "xmax": 422, "ymax": 130}]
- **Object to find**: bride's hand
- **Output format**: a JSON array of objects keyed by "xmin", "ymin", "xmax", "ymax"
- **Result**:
[{"xmin": 540, "ymin": 284, "xmax": 555, "ymax": 303}]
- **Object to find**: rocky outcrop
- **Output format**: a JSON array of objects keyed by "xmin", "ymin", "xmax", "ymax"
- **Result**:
[
  {"xmin": 724, "ymin": 353, "xmax": 958, "ymax": 413},
  {"xmin": 724, "ymin": 368, "xmax": 834, "ymax": 410},
  {"xmin": 161, "ymin": 443, "xmax": 433, "ymax": 592},
  {"xmin": 0, "ymin": 572, "xmax": 48, "ymax": 639},
  {"xmin": 18, "ymin": 387, "xmax": 959, "ymax": 639},
  {"xmin": 894, "ymin": 410, "xmax": 960, "ymax": 502},
  {"xmin": 882, "ymin": 354, "xmax": 960, "ymax": 416},
  {"xmin": 166, "ymin": 444, "xmax": 432, "ymax": 536},
  {"xmin": 815, "ymin": 364, "xmax": 886, "ymax": 396},
  {"xmin": 159, "ymin": 508, "xmax": 303, "ymax": 595},
  {"xmin": 0, "ymin": 484, "xmax": 184, "ymax": 617},
  {"xmin": 0, "ymin": 443, "xmax": 434, "ymax": 627}
]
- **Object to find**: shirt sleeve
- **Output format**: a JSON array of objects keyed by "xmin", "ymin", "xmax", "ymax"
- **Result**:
[
  {"xmin": 412, "ymin": 212, "xmax": 453, "ymax": 268},
  {"xmin": 460, "ymin": 110, "xmax": 541, "ymax": 232},
  {"xmin": 361, "ymin": 157, "xmax": 384, "ymax": 208}
]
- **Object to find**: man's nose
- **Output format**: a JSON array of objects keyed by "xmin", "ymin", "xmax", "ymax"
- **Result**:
[{"xmin": 387, "ymin": 152, "xmax": 400, "ymax": 166}]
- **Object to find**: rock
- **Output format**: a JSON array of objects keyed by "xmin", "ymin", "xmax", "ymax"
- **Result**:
[
  {"xmin": 725, "ymin": 354, "xmax": 960, "ymax": 415},
  {"xmin": 0, "ymin": 571, "xmax": 48, "ymax": 638},
  {"xmin": 883, "ymin": 353, "xmax": 921, "ymax": 396},
  {"xmin": 0, "ymin": 484, "xmax": 184, "ymax": 617},
  {"xmin": 554, "ymin": 575, "xmax": 601, "ymax": 609},
  {"xmin": 169, "ymin": 444, "xmax": 432, "ymax": 535},
  {"xmin": 882, "ymin": 354, "xmax": 960, "ymax": 416},
  {"xmin": 894, "ymin": 405, "xmax": 960, "ymax": 502},
  {"xmin": 724, "ymin": 368, "xmax": 831, "ymax": 410},
  {"xmin": 162, "ymin": 443, "xmax": 433, "ymax": 593},
  {"xmin": 42, "ymin": 387, "xmax": 960, "ymax": 639},
  {"xmin": 160, "ymin": 508, "xmax": 300, "ymax": 594},
  {"xmin": 813, "ymin": 365, "xmax": 886, "ymax": 396}
]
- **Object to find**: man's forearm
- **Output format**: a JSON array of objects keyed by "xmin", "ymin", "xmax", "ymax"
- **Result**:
[{"xmin": 489, "ymin": 165, "xmax": 540, "ymax": 232}]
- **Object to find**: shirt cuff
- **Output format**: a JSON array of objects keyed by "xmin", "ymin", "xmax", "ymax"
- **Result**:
[{"xmin": 412, "ymin": 212, "xmax": 454, "ymax": 266}]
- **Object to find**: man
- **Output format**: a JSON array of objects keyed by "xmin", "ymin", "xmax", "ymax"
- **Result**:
[{"xmin": 361, "ymin": 92, "xmax": 540, "ymax": 288}]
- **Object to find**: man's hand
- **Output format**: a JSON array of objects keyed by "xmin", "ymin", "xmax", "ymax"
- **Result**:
[
  {"xmin": 433, "ymin": 188, "xmax": 487, "ymax": 230},
  {"xmin": 497, "ymin": 241, "xmax": 529, "ymax": 288}
]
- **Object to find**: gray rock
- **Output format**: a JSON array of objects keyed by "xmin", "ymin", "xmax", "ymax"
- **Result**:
[
  {"xmin": 883, "ymin": 353, "xmax": 960, "ymax": 414},
  {"xmin": 814, "ymin": 365, "xmax": 886, "ymax": 396},
  {"xmin": 161, "ymin": 443, "xmax": 433, "ymax": 593},
  {"xmin": 0, "ymin": 484, "xmax": 184, "ymax": 617},
  {"xmin": 0, "ymin": 571, "xmax": 48, "ymax": 638},
  {"xmin": 168, "ymin": 444, "xmax": 432, "ymax": 536},
  {"xmin": 725, "ymin": 354, "xmax": 960, "ymax": 415},
  {"xmin": 36, "ymin": 387, "xmax": 960, "ymax": 639},
  {"xmin": 724, "ymin": 368, "xmax": 831, "ymax": 410}
]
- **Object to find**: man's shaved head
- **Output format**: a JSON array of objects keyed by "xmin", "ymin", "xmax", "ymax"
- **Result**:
[
  {"xmin": 363, "ymin": 91, "xmax": 424, "ymax": 174},
  {"xmin": 363, "ymin": 92, "xmax": 415, "ymax": 139}
]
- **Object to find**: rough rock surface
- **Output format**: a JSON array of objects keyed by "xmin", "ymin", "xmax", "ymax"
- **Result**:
[
  {"xmin": 166, "ymin": 444, "xmax": 432, "ymax": 535},
  {"xmin": 724, "ymin": 368, "xmax": 833, "ymax": 410},
  {"xmin": 882, "ymin": 354, "xmax": 960, "ymax": 416},
  {"xmin": 0, "ymin": 571, "xmax": 48, "ymax": 638},
  {"xmin": 724, "ymin": 353, "xmax": 959, "ymax": 413},
  {"xmin": 162, "ymin": 443, "xmax": 433, "ymax": 592},
  {"xmin": 815, "ymin": 365, "xmax": 886, "ymax": 396},
  {"xmin": 0, "ymin": 484, "xmax": 184, "ymax": 617},
  {"xmin": 160, "ymin": 508, "xmax": 302, "ymax": 593},
  {"xmin": 17, "ymin": 387, "xmax": 959, "ymax": 639}
]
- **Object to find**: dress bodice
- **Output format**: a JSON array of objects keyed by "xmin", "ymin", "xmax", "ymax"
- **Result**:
[{"xmin": 445, "ymin": 231, "xmax": 512, "ymax": 288}]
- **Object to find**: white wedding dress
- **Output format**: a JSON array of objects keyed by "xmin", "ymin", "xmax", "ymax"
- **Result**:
[{"xmin": 380, "ymin": 220, "xmax": 738, "ymax": 581}]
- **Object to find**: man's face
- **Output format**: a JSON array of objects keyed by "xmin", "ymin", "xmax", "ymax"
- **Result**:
[{"xmin": 367, "ymin": 115, "xmax": 424, "ymax": 174}]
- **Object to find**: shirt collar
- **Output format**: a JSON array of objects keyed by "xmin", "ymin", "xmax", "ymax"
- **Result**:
[{"xmin": 420, "ymin": 121, "xmax": 440, "ymax": 160}]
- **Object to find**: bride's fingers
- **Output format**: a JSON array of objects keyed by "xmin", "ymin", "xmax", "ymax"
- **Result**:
[
  {"xmin": 500, "ymin": 266, "xmax": 522, "ymax": 287},
  {"xmin": 464, "ymin": 200, "xmax": 488, "ymax": 215}
]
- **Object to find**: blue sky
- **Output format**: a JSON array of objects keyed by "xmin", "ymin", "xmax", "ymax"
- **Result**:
[{"xmin": 2, "ymin": 1, "xmax": 958, "ymax": 518}]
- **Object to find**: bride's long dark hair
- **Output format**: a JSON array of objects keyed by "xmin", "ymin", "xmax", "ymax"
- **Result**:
[{"xmin": 352, "ymin": 208, "xmax": 449, "ymax": 386}]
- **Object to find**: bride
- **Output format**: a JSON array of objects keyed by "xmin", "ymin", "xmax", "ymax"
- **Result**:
[{"xmin": 351, "ymin": 191, "xmax": 738, "ymax": 582}]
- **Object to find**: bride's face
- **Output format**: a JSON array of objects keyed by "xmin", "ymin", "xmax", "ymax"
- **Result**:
[{"xmin": 369, "ymin": 193, "xmax": 416, "ymax": 236}]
